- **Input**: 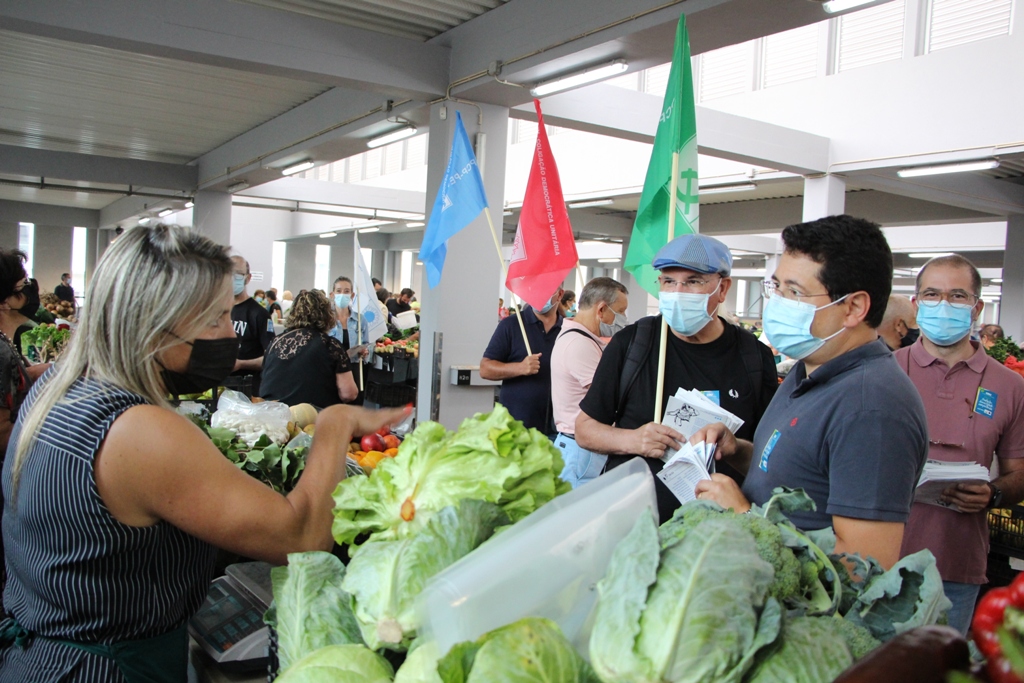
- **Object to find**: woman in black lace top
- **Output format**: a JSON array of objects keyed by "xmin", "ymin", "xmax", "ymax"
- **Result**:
[{"xmin": 260, "ymin": 290, "xmax": 358, "ymax": 407}]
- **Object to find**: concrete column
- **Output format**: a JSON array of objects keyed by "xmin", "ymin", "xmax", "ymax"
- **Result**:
[
  {"xmin": 802, "ymin": 175, "xmax": 846, "ymax": 222},
  {"xmin": 193, "ymin": 190, "xmax": 232, "ymax": 247},
  {"xmin": 371, "ymin": 250, "xmax": 386, "ymax": 282},
  {"xmin": 32, "ymin": 225, "xmax": 74, "ymax": 296},
  {"xmin": 1001, "ymin": 214, "xmax": 1024, "ymax": 339},
  {"xmin": 283, "ymin": 242, "xmax": 317, "ymax": 294},
  {"xmin": 621, "ymin": 236, "xmax": 656, "ymax": 321},
  {"xmin": 0, "ymin": 224, "xmax": 19, "ymax": 250},
  {"xmin": 416, "ymin": 101, "xmax": 509, "ymax": 428},
  {"xmin": 85, "ymin": 228, "xmax": 99, "ymax": 292},
  {"xmin": 328, "ymin": 233, "xmax": 355, "ymax": 283}
]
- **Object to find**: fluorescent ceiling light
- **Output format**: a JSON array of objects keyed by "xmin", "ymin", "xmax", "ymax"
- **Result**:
[
  {"xmin": 319, "ymin": 232, "xmax": 337, "ymax": 238},
  {"xmin": 281, "ymin": 160, "xmax": 315, "ymax": 176},
  {"xmin": 376, "ymin": 210, "xmax": 423, "ymax": 220},
  {"xmin": 18, "ymin": 222, "xmax": 34, "ymax": 229},
  {"xmin": 406, "ymin": 222, "xmax": 424, "ymax": 228},
  {"xmin": 358, "ymin": 227, "xmax": 380, "ymax": 233},
  {"xmin": 568, "ymin": 199, "xmax": 614, "ymax": 209},
  {"xmin": 822, "ymin": 0, "xmax": 892, "ymax": 13},
  {"xmin": 184, "ymin": 201, "xmax": 194, "ymax": 208},
  {"xmin": 699, "ymin": 182, "xmax": 757, "ymax": 195},
  {"xmin": 367, "ymin": 125, "xmax": 417, "ymax": 149},
  {"xmin": 597, "ymin": 258, "xmax": 619, "ymax": 263},
  {"xmin": 158, "ymin": 209, "xmax": 173, "ymax": 218},
  {"xmin": 897, "ymin": 160, "xmax": 999, "ymax": 178},
  {"xmin": 530, "ymin": 59, "xmax": 629, "ymax": 97},
  {"xmin": 992, "ymin": 278, "xmax": 1003, "ymax": 283},
  {"xmin": 138, "ymin": 217, "xmax": 151, "ymax": 225},
  {"xmin": 502, "ymin": 210, "xmax": 514, "ymax": 217},
  {"xmin": 908, "ymin": 252, "xmax": 954, "ymax": 258},
  {"xmin": 227, "ymin": 181, "xmax": 249, "ymax": 193}
]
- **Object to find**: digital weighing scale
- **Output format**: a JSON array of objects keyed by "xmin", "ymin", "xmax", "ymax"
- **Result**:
[{"xmin": 188, "ymin": 562, "xmax": 273, "ymax": 672}]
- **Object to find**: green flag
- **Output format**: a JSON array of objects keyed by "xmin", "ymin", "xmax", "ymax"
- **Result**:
[{"xmin": 624, "ymin": 14, "xmax": 699, "ymax": 297}]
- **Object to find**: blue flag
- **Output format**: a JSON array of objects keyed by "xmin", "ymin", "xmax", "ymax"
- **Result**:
[{"xmin": 418, "ymin": 111, "xmax": 489, "ymax": 288}]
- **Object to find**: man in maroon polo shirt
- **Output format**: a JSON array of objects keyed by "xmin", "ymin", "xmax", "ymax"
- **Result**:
[{"xmin": 896, "ymin": 254, "xmax": 1024, "ymax": 635}]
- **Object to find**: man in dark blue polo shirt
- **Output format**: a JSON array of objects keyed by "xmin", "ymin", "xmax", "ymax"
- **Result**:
[
  {"xmin": 694, "ymin": 215, "xmax": 928, "ymax": 570},
  {"xmin": 480, "ymin": 288, "xmax": 563, "ymax": 434}
]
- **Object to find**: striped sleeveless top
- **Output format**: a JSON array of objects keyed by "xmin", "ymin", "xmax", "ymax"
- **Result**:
[{"xmin": 1, "ymin": 374, "xmax": 217, "ymax": 682}]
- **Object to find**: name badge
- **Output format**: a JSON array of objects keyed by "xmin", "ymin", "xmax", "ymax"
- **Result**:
[
  {"xmin": 702, "ymin": 390, "xmax": 721, "ymax": 406},
  {"xmin": 759, "ymin": 430, "xmax": 781, "ymax": 472},
  {"xmin": 975, "ymin": 388, "xmax": 997, "ymax": 419}
]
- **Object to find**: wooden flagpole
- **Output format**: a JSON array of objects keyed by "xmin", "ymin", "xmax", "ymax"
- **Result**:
[
  {"xmin": 483, "ymin": 208, "xmax": 533, "ymax": 356},
  {"xmin": 653, "ymin": 151, "xmax": 680, "ymax": 424}
]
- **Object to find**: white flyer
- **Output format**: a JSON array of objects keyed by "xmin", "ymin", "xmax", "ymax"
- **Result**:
[
  {"xmin": 662, "ymin": 390, "xmax": 744, "ymax": 442},
  {"xmin": 657, "ymin": 440, "xmax": 716, "ymax": 504}
]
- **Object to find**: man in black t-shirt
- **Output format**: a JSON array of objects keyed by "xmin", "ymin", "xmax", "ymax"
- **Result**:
[
  {"xmin": 54, "ymin": 273, "xmax": 74, "ymax": 303},
  {"xmin": 228, "ymin": 256, "xmax": 275, "ymax": 396},
  {"xmin": 577, "ymin": 234, "xmax": 777, "ymax": 523},
  {"xmin": 386, "ymin": 288, "xmax": 414, "ymax": 317}
]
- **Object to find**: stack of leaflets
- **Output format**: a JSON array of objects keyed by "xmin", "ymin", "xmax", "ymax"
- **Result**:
[
  {"xmin": 656, "ymin": 389, "xmax": 745, "ymax": 504},
  {"xmin": 914, "ymin": 460, "xmax": 991, "ymax": 512}
]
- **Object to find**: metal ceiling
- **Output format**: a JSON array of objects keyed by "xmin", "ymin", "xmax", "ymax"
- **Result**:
[
  {"xmin": 230, "ymin": 0, "xmax": 509, "ymax": 41},
  {"xmin": 0, "ymin": 29, "xmax": 331, "ymax": 164}
]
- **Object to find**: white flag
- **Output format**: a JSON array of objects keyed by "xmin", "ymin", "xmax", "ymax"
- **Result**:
[{"xmin": 353, "ymin": 234, "xmax": 388, "ymax": 344}]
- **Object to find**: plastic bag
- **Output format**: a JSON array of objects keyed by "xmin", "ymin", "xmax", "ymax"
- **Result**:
[
  {"xmin": 416, "ymin": 458, "xmax": 656, "ymax": 659},
  {"xmin": 211, "ymin": 390, "xmax": 292, "ymax": 447}
]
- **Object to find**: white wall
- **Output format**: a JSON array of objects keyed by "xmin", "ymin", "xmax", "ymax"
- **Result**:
[{"xmin": 231, "ymin": 206, "xmax": 291, "ymax": 290}]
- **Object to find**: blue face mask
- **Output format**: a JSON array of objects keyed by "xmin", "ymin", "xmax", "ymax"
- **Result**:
[
  {"xmin": 335, "ymin": 293, "xmax": 351, "ymax": 310},
  {"xmin": 658, "ymin": 282, "xmax": 720, "ymax": 337},
  {"xmin": 232, "ymin": 274, "xmax": 245, "ymax": 297},
  {"xmin": 763, "ymin": 294, "xmax": 847, "ymax": 361},
  {"xmin": 538, "ymin": 299, "xmax": 556, "ymax": 315},
  {"xmin": 566, "ymin": 305, "xmax": 577, "ymax": 318},
  {"xmin": 916, "ymin": 301, "xmax": 973, "ymax": 347}
]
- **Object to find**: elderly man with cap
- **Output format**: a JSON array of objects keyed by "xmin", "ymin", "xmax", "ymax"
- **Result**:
[{"xmin": 576, "ymin": 234, "xmax": 778, "ymax": 522}]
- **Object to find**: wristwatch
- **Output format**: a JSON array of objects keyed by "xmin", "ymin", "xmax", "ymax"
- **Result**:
[{"xmin": 987, "ymin": 482, "xmax": 1005, "ymax": 509}]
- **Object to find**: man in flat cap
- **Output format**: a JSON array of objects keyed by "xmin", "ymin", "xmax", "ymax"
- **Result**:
[{"xmin": 576, "ymin": 233, "xmax": 778, "ymax": 522}]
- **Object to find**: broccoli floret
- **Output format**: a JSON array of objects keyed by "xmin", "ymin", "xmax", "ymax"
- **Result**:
[
  {"xmin": 826, "ymin": 616, "xmax": 881, "ymax": 660},
  {"xmin": 661, "ymin": 502, "xmax": 803, "ymax": 602}
]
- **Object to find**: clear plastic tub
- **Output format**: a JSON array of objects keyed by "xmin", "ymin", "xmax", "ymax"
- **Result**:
[{"xmin": 416, "ymin": 458, "xmax": 656, "ymax": 658}]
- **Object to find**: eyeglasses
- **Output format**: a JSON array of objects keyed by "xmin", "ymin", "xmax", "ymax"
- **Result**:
[
  {"xmin": 761, "ymin": 280, "xmax": 835, "ymax": 302},
  {"xmin": 659, "ymin": 275, "xmax": 721, "ymax": 292},
  {"xmin": 916, "ymin": 288, "xmax": 978, "ymax": 309}
]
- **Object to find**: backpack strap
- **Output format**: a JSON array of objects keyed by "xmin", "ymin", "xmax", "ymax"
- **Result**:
[
  {"xmin": 559, "ymin": 327, "xmax": 603, "ymax": 349},
  {"xmin": 614, "ymin": 316, "xmax": 659, "ymax": 424}
]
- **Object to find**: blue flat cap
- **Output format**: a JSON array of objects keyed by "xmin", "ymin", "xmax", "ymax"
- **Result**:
[{"xmin": 652, "ymin": 233, "xmax": 732, "ymax": 275}]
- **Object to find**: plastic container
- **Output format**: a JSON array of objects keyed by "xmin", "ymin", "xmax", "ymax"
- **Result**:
[
  {"xmin": 416, "ymin": 458, "xmax": 656, "ymax": 658},
  {"xmin": 393, "ymin": 310, "xmax": 418, "ymax": 330}
]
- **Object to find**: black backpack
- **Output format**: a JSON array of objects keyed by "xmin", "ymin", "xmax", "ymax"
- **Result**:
[{"xmin": 613, "ymin": 316, "xmax": 765, "ymax": 423}]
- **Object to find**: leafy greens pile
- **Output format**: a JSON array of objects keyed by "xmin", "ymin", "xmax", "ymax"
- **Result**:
[
  {"xmin": 332, "ymin": 404, "xmax": 569, "ymax": 548},
  {"xmin": 589, "ymin": 489, "xmax": 951, "ymax": 683},
  {"xmin": 205, "ymin": 425, "xmax": 311, "ymax": 493}
]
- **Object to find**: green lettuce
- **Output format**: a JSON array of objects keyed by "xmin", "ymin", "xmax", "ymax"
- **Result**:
[
  {"xmin": 396, "ymin": 617, "xmax": 599, "ymax": 683},
  {"xmin": 265, "ymin": 552, "xmax": 362, "ymax": 672},
  {"xmin": 333, "ymin": 405, "xmax": 568, "ymax": 547},
  {"xmin": 342, "ymin": 500, "xmax": 509, "ymax": 651},
  {"xmin": 744, "ymin": 616, "xmax": 854, "ymax": 683},
  {"xmin": 590, "ymin": 511, "xmax": 779, "ymax": 683},
  {"xmin": 274, "ymin": 644, "xmax": 394, "ymax": 683}
]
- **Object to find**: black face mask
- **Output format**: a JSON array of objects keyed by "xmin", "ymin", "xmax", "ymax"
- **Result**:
[
  {"xmin": 900, "ymin": 327, "xmax": 920, "ymax": 348},
  {"xmin": 18, "ymin": 291, "xmax": 40, "ymax": 318},
  {"xmin": 160, "ymin": 337, "xmax": 239, "ymax": 396}
]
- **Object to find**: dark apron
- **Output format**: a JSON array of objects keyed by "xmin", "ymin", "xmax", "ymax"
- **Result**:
[{"xmin": 1, "ymin": 617, "xmax": 187, "ymax": 683}]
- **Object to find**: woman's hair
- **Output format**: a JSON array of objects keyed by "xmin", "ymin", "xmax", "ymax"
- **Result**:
[
  {"xmin": 254, "ymin": 289, "xmax": 266, "ymax": 299},
  {"xmin": 560, "ymin": 290, "xmax": 576, "ymax": 306},
  {"xmin": 286, "ymin": 289, "xmax": 334, "ymax": 333},
  {"xmin": 0, "ymin": 249, "xmax": 28, "ymax": 301},
  {"xmin": 11, "ymin": 224, "xmax": 233, "ymax": 492}
]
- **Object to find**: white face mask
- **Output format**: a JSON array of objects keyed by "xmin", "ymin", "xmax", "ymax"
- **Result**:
[
  {"xmin": 232, "ymin": 274, "xmax": 246, "ymax": 296},
  {"xmin": 600, "ymin": 311, "xmax": 629, "ymax": 338}
]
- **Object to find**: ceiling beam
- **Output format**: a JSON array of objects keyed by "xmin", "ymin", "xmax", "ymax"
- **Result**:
[
  {"xmin": 0, "ymin": 144, "xmax": 196, "ymax": 192},
  {"xmin": 515, "ymin": 85, "xmax": 830, "ymax": 175},
  {"xmin": 441, "ymin": 0, "xmax": 833, "ymax": 107},
  {"xmin": 850, "ymin": 173, "xmax": 1024, "ymax": 218},
  {"xmin": 0, "ymin": 0, "xmax": 449, "ymax": 99},
  {"xmin": 0, "ymin": 199, "xmax": 99, "ymax": 228},
  {"xmin": 195, "ymin": 91, "xmax": 427, "ymax": 191},
  {"xmin": 240, "ymin": 178, "xmax": 425, "ymax": 215}
]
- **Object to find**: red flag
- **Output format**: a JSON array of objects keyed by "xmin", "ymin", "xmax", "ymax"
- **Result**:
[{"xmin": 506, "ymin": 99, "xmax": 579, "ymax": 310}]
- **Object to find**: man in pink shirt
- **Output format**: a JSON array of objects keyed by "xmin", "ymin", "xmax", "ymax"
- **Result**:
[
  {"xmin": 896, "ymin": 254, "xmax": 1024, "ymax": 635},
  {"xmin": 550, "ymin": 277, "xmax": 629, "ymax": 488}
]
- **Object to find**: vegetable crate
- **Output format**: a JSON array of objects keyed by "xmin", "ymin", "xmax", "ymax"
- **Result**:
[
  {"xmin": 364, "ymin": 380, "xmax": 417, "ymax": 407},
  {"xmin": 989, "ymin": 506, "xmax": 1024, "ymax": 560}
]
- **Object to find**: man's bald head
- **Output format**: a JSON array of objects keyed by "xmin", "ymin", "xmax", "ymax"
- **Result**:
[{"xmin": 878, "ymin": 295, "xmax": 917, "ymax": 350}]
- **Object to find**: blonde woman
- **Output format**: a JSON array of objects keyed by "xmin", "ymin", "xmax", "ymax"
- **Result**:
[
  {"xmin": 260, "ymin": 289, "xmax": 358, "ymax": 407},
  {"xmin": 0, "ymin": 225, "xmax": 406, "ymax": 682}
]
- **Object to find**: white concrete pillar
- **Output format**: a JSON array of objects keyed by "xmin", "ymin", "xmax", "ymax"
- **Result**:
[
  {"xmin": 1001, "ymin": 214, "xmax": 1024, "ymax": 339},
  {"xmin": 802, "ymin": 175, "xmax": 846, "ymax": 222},
  {"xmin": 85, "ymin": 228, "xmax": 99, "ymax": 292},
  {"xmin": 416, "ymin": 101, "xmax": 509, "ymax": 428},
  {"xmin": 620, "ymin": 236, "xmax": 656, "ymax": 322},
  {"xmin": 193, "ymin": 190, "xmax": 232, "ymax": 247},
  {"xmin": 0, "ymin": 224, "xmax": 19, "ymax": 251},
  {"xmin": 328, "ymin": 233, "xmax": 355, "ymax": 284},
  {"xmin": 32, "ymin": 225, "xmax": 74, "ymax": 296},
  {"xmin": 283, "ymin": 242, "xmax": 317, "ymax": 294}
]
